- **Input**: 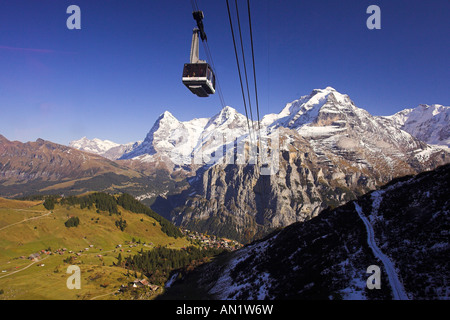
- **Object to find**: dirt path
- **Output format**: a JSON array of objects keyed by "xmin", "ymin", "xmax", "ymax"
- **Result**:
[
  {"xmin": 89, "ymin": 289, "xmax": 119, "ymax": 300},
  {"xmin": 0, "ymin": 211, "xmax": 52, "ymax": 232},
  {"xmin": 0, "ymin": 255, "xmax": 50, "ymax": 279}
]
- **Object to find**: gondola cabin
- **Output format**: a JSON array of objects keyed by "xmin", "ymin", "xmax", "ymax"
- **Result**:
[{"xmin": 182, "ymin": 62, "xmax": 216, "ymax": 97}]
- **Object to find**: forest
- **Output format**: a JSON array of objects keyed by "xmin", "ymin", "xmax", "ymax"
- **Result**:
[{"xmin": 120, "ymin": 246, "xmax": 227, "ymax": 285}]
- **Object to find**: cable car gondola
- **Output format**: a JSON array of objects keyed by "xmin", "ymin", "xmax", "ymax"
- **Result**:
[{"xmin": 182, "ymin": 11, "xmax": 216, "ymax": 97}]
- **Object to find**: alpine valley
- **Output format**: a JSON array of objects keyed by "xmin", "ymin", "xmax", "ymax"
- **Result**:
[{"xmin": 1, "ymin": 87, "xmax": 449, "ymax": 244}]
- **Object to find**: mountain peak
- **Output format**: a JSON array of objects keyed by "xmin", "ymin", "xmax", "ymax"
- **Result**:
[
  {"xmin": 311, "ymin": 86, "xmax": 338, "ymax": 95},
  {"xmin": 272, "ymin": 87, "xmax": 352, "ymax": 129},
  {"xmin": 159, "ymin": 110, "xmax": 177, "ymax": 121},
  {"xmin": 221, "ymin": 105, "xmax": 237, "ymax": 112},
  {"xmin": 218, "ymin": 106, "xmax": 238, "ymax": 117},
  {"xmin": 152, "ymin": 111, "xmax": 180, "ymax": 132},
  {"xmin": 313, "ymin": 86, "xmax": 337, "ymax": 93},
  {"xmin": 148, "ymin": 111, "xmax": 180, "ymax": 131},
  {"xmin": 205, "ymin": 105, "xmax": 248, "ymax": 130},
  {"xmin": 209, "ymin": 106, "xmax": 238, "ymax": 123}
]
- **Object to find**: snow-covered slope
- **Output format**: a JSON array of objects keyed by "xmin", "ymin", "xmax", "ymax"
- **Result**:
[
  {"xmin": 69, "ymin": 137, "xmax": 141, "ymax": 160},
  {"xmin": 120, "ymin": 111, "xmax": 209, "ymax": 164},
  {"xmin": 264, "ymin": 87, "xmax": 427, "ymax": 152},
  {"xmin": 263, "ymin": 86, "xmax": 351, "ymax": 129},
  {"xmin": 70, "ymin": 137, "xmax": 119, "ymax": 154},
  {"xmin": 382, "ymin": 104, "xmax": 450, "ymax": 148},
  {"xmin": 354, "ymin": 201, "xmax": 408, "ymax": 300},
  {"xmin": 70, "ymin": 97, "xmax": 448, "ymax": 164},
  {"xmin": 164, "ymin": 163, "xmax": 450, "ymax": 300}
]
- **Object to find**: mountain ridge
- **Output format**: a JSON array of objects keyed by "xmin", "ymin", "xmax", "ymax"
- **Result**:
[
  {"xmin": 3, "ymin": 87, "xmax": 449, "ymax": 241},
  {"xmin": 0, "ymin": 135, "xmax": 147, "ymax": 198},
  {"xmin": 69, "ymin": 88, "xmax": 449, "ymax": 162},
  {"xmin": 69, "ymin": 137, "xmax": 142, "ymax": 161},
  {"xmin": 382, "ymin": 104, "xmax": 450, "ymax": 147}
]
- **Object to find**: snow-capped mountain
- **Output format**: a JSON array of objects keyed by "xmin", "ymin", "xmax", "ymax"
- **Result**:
[
  {"xmin": 149, "ymin": 87, "xmax": 449, "ymax": 242},
  {"xmin": 119, "ymin": 106, "xmax": 251, "ymax": 167},
  {"xmin": 262, "ymin": 86, "xmax": 352, "ymax": 128},
  {"xmin": 120, "ymin": 111, "xmax": 208, "ymax": 164},
  {"xmin": 122, "ymin": 87, "xmax": 446, "ymax": 170},
  {"xmin": 70, "ymin": 136, "xmax": 119, "ymax": 154},
  {"xmin": 381, "ymin": 104, "xmax": 450, "ymax": 148},
  {"xmin": 69, "ymin": 137, "xmax": 142, "ymax": 160},
  {"xmin": 263, "ymin": 86, "xmax": 429, "ymax": 164}
]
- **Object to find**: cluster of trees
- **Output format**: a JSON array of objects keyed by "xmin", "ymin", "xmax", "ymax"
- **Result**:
[
  {"xmin": 43, "ymin": 195, "xmax": 59, "ymax": 210},
  {"xmin": 119, "ymin": 246, "xmax": 226, "ymax": 285},
  {"xmin": 115, "ymin": 218, "xmax": 127, "ymax": 231},
  {"xmin": 64, "ymin": 216, "xmax": 80, "ymax": 228},
  {"xmin": 60, "ymin": 193, "xmax": 119, "ymax": 215},
  {"xmin": 116, "ymin": 193, "xmax": 183, "ymax": 238},
  {"xmin": 17, "ymin": 195, "xmax": 57, "ymax": 210}
]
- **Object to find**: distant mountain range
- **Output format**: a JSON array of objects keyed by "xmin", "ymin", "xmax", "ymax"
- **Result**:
[
  {"xmin": 1, "ymin": 87, "xmax": 449, "ymax": 242},
  {"xmin": 69, "ymin": 137, "xmax": 142, "ymax": 161},
  {"xmin": 0, "ymin": 134, "xmax": 185, "ymax": 200},
  {"xmin": 383, "ymin": 104, "xmax": 450, "ymax": 148},
  {"xmin": 68, "ymin": 88, "xmax": 450, "ymax": 163}
]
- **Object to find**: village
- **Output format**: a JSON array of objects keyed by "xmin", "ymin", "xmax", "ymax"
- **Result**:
[
  {"xmin": 18, "ymin": 227, "xmax": 242, "ymax": 264},
  {"xmin": 181, "ymin": 228, "xmax": 243, "ymax": 251},
  {"xmin": 1, "ymin": 228, "xmax": 243, "ymax": 299}
]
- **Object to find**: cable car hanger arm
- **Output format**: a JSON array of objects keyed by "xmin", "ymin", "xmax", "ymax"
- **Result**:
[{"xmin": 193, "ymin": 11, "xmax": 207, "ymax": 41}]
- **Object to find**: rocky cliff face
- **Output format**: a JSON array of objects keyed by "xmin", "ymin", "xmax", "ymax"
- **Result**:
[{"xmin": 151, "ymin": 88, "xmax": 450, "ymax": 243}]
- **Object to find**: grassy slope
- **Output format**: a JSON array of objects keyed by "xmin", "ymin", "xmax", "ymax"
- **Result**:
[
  {"xmin": 0, "ymin": 197, "xmax": 190, "ymax": 300},
  {"xmin": 0, "ymin": 198, "xmax": 42, "ymax": 209}
]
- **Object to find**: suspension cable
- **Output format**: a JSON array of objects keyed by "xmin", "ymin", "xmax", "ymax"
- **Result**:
[
  {"xmin": 247, "ymin": 0, "xmax": 268, "ymax": 201},
  {"xmin": 190, "ymin": 0, "xmax": 199, "ymax": 12},
  {"xmin": 234, "ymin": 0, "xmax": 256, "ymax": 138},
  {"xmin": 225, "ymin": 0, "xmax": 254, "ymax": 143},
  {"xmin": 228, "ymin": 0, "xmax": 269, "ymax": 236},
  {"xmin": 203, "ymin": 40, "xmax": 226, "ymax": 109},
  {"xmin": 247, "ymin": 0, "xmax": 261, "ymax": 135}
]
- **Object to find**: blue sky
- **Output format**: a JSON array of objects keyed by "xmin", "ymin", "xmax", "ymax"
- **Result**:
[{"xmin": 0, "ymin": 0, "xmax": 449, "ymax": 145}]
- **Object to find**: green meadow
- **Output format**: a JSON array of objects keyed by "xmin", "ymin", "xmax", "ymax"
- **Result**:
[{"xmin": 0, "ymin": 197, "xmax": 190, "ymax": 300}]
